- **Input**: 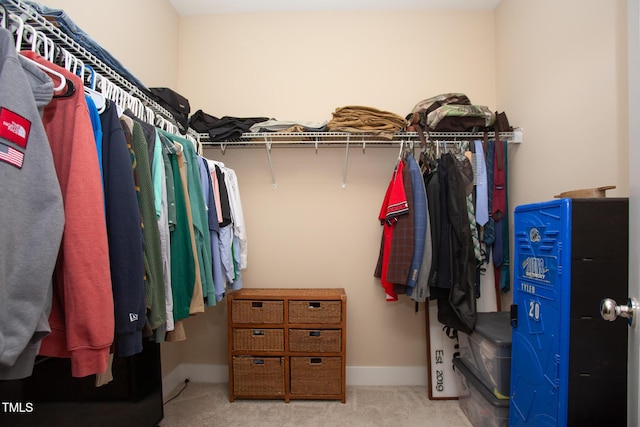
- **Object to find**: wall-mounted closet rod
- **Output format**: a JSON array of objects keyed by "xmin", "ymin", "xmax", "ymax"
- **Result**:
[{"xmin": 199, "ymin": 130, "xmax": 521, "ymax": 189}]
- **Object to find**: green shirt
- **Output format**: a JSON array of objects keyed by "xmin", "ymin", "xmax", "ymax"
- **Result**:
[
  {"xmin": 159, "ymin": 130, "xmax": 214, "ymax": 309},
  {"xmin": 131, "ymin": 122, "xmax": 166, "ymax": 329}
]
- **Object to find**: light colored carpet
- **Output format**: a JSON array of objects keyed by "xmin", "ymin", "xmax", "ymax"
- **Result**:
[{"xmin": 161, "ymin": 383, "xmax": 474, "ymax": 427}]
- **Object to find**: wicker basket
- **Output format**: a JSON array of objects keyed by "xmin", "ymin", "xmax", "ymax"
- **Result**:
[
  {"xmin": 288, "ymin": 301, "xmax": 341, "ymax": 324},
  {"xmin": 289, "ymin": 329, "xmax": 341, "ymax": 353},
  {"xmin": 233, "ymin": 329, "xmax": 284, "ymax": 352},
  {"xmin": 233, "ymin": 356, "xmax": 284, "ymax": 396},
  {"xmin": 232, "ymin": 300, "xmax": 284, "ymax": 324},
  {"xmin": 290, "ymin": 357, "xmax": 342, "ymax": 395}
]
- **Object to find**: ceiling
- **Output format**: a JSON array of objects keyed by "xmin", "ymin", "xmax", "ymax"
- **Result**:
[{"xmin": 169, "ymin": 0, "xmax": 501, "ymax": 16}]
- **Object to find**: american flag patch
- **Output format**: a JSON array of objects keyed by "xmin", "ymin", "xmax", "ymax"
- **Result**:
[{"xmin": 0, "ymin": 142, "xmax": 24, "ymax": 169}]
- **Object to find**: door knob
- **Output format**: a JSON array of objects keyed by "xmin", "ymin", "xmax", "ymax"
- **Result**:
[{"xmin": 600, "ymin": 297, "xmax": 639, "ymax": 326}]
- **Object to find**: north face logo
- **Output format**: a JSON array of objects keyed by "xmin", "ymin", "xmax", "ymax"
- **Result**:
[
  {"xmin": 0, "ymin": 108, "xmax": 31, "ymax": 149},
  {"xmin": 4, "ymin": 121, "xmax": 26, "ymax": 138}
]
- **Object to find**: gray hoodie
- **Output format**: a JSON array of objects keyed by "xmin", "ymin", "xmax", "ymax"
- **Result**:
[{"xmin": 0, "ymin": 28, "xmax": 65, "ymax": 380}]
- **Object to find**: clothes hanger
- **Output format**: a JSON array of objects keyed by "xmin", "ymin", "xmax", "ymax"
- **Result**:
[
  {"xmin": 128, "ymin": 96, "xmax": 148, "ymax": 122},
  {"xmin": 407, "ymin": 140, "xmax": 415, "ymax": 159},
  {"xmin": 83, "ymin": 65, "xmax": 106, "ymax": 113},
  {"xmin": 397, "ymin": 140, "xmax": 405, "ymax": 162},
  {"xmin": 61, "ymin": 49, "xmax": 94, "ymax": 102},
  {"xmin": 109, "ymin": 83, "xmax": 126, "ymax": 115},
  {"xmin": 13, "ymin": 19, "xmax": 71, "ymax": 95},
  {"xmin": 1, "ymin": 4, "xmax": 8, "ymax": 30},
  {"xmin": 40, "ymin": 31, "xmax": 55, "ymax": 63},
  {"xmin": 67, "ymin": 50, "xmax": 84, "ymax": 78},
  {"xmin": 163, "ymin": 117, "xmax": 178, "ymax": 136},
  {"xmin": 99, "ymin": 77, "xmax": 124, "ymax": 117},
  {"xmin": 144, "ymin": 105, "xmax": 156, "ymax": 125},
  {"xmin": 187, "ymin": 133, "xmax": 202, "ymax": 156}
]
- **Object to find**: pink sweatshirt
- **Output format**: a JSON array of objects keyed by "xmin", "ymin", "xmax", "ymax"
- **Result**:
[{"xmin": 23, "ymin": 52, "xmax": 114, "ymax": 377}]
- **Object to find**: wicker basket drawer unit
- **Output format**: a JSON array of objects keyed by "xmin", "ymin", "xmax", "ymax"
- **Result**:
[{"xmin": 228, "ymin": 288, "xmax": 346, "ymax": 403}]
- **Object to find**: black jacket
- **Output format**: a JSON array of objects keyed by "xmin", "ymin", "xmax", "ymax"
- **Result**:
[{"xmin": 436, "ymin": 153, "xmax": 477, "ymax": 335}]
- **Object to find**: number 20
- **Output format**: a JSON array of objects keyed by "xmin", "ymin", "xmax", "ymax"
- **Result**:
[{"xmin": 529, "ymin": 300, "xmax": 541, "ymax": 321}]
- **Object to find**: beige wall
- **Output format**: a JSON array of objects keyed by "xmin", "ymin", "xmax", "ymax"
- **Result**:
[
  {"xmin": 33, "ymin": 0, "xmax": 629, "ymax": 379},
  {"xmin": 178, "ymin": 10, "xmax": 496, "ymax": 121},
  {"xmin": 496, "ymin": 0, "xmax": 628, "ymax": 207},
  {"xmin": 37, "ymin": 0, "xmax": 180, "ymax": 88}
]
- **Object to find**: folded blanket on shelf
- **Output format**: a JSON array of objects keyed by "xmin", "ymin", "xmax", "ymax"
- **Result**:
[{"xmin": 326, "ymin": 105, "xmax": 407, "ymax": 139}]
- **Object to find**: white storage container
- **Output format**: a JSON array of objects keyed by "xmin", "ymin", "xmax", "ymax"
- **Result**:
[
  {"xmin": 453, "ymin": 357, "xmax": 509, "ymax": 427},
  {"xmin": 458, "ymin": 311, "xmax": 511, "ymax": 399}
]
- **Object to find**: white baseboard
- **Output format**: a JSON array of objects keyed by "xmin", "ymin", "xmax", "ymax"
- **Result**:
[
  {"xmin": 346, "ymin": 366, "xmax": 428, "ymax": 386},
  {"xmin": 163, "ymin": 364, "xmax": 427, "ymax": 399},
  {"xmin": 162, "ymin": 363, "xmax": 229, "ymax": 399}
]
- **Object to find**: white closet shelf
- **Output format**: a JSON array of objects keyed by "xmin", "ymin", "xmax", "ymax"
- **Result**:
[{"xmin": 198, "ymin": 129, "xmax": 522, "ymax": 190}]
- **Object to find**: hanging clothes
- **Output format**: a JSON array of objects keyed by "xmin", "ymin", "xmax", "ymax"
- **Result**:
[
  {"xmin": 494, "ymin": 140, "xmax": 510, "ymax": 293},
  {"xmin": 223, "ymin": 166, "xmax": 247, "ymax": 270},
  {"xmin": 198, "ymin": 157, "xmax": 225, "ymax": 303},
  {"xmin": 373, "ymin": 137, "xmax": 513, "ymax": 335},
  {"xmin": 1, "ymin": 6, "xmax": 241, "ymax": 380},
  {"xmin": 159, "ymin": 133, "xmax": 196, "ymax": 322},
  {"xmin": 434, "ymin": 157, "xmax": 452, "ymax": 293},
  {"xmin": 406, "ymin": 154, "xmax": 427, "ymax": 296},
  {"xmin": 151, "ymin": 129, "xmax": 174, "ymax": 335},
  {"xmin": 161, "ymin": 130, "xmax": 215, "ymax": 307},
  {"xmin": 213, "ymin": 163, "xmax": 235, "ymax": 285},
  {"xmin": 389, "ymin": 157, "xmax": 415, "ymax": 296},
  {"xmin": 425, "ymin": 161, "xmax": 441, "ymax": 291},
  {"xmin": 207, "ymin": 160, "xmax": 248, "ymax": 293},
  {"xmin": 374, "ymin": 159, "xmax": 410, "ymax": 301},
  {"xmin": 101, "ymin": 102, "xmax": 146, "ymax": 358},
  {"xmin": 174, "ymin": 141, "xmax": 205, "ymax": 316},
  {"xmin": 130, "ymin": 120, "xmax": 167, "ymax": 332},
  {"xmin": 23, "ymin": 50, "xmax": 115, "ymax": 378},
  {"xmin": 0, "ymin": 29, "xmax": 65, "ymax": 380},
  {"xmin": 473, "ymin": 140, "xmax": 489, "ymax": 226},
  {"xmin": 436, "ymin": 153, "xmax": 477, "ymax": 335},
  {"xmin": 85, "ymin": 95, "xmax": 103, "ymax": 186},
  {"xmin": 410, "ymin": 158, "xmax": 432, "ymax": 303}
]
